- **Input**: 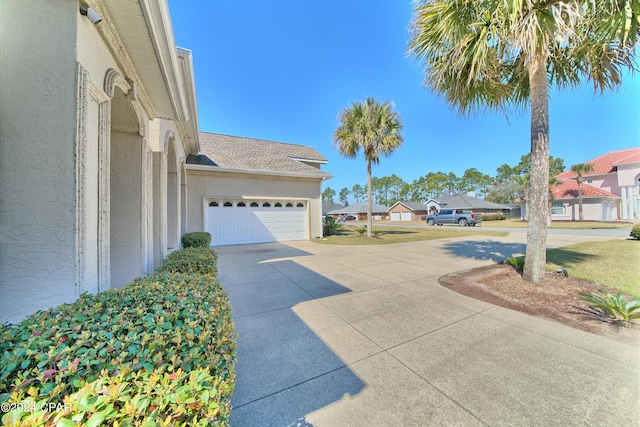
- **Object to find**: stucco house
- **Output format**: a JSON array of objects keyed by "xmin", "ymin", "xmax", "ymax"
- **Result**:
[
  {"xmin": 0, "ymin": 2, "xmax": 330, "ymax": 324},
  {"xmin": 327, "ymin": 202, "xmax": 390, "ymax": 221},
  {"xmin": 549, "ymin": 148, "xmax": 640, "ymax": 221},
  {"xmin": 186, "ymin": 133, "xmax": 331, "ymax": 245},
  {"xmin": 1, "ymin": 0, "xmax": 202, "ymax": 324}
]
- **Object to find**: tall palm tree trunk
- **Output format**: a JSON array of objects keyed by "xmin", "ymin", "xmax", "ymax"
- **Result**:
[
  {"xmin": 366, "ymin": 159, "xmax": 373, "ymax": 238},
  {"xmin": 523, "ymin": 57, "xmax": 550, "ymax": 283},
  {"xmin": 577, "ymin": 181, "xmax": 584, "ymax": 221}
]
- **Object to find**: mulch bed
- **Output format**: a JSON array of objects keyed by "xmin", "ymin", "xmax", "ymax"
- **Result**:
[{"xmin": 440, "ymin": 264, "xmax": 640, "ymax": 345}]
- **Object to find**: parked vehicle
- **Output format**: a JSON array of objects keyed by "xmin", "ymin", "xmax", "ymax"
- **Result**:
[{"xmin": 426, "ymin": 209, "xmax": 482, "ymax": 226}]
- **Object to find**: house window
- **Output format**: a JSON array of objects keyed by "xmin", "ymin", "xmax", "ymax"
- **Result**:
[
  {"xmin": 587, "ymin": 179, "xmax": 593, "ymax": 184},
  {"xmin": 250, "ymin": 202, "xmax": 259, "ymax": 207},
  {"xmin": 223, "ymin": 201, "xmax": 233, "ymax": 207},
  {"xmin": 209, "ymin": 201, "xmax": 218, "ymax": 207},
  {"xmin": 237, "ymin": 202, "xmax": 246, "ymax": 207},
  {"xmin": 286, "ymin": 203, "xmax": 293, "ymax": 207},
  {"xmin": 296, "ymin": 203, "xmax": 304, "ymax": 208},
  {"xmin": 263, "ymin": 202, "xmax": 271, "ymax": 207},
  {"xmin": 551, "ymin": 203, "xmax": 565, "ymax": 215},
  {"xmin": 274, "ymin": 202, "xmax": 282, "ymax": 207}
]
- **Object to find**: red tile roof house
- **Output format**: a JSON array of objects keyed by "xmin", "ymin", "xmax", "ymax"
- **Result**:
[{"xmin": 547, "ymin": 148, "xmax": 640, "ymax": 222}]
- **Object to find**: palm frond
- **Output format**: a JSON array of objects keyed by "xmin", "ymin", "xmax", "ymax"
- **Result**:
[{"xmin": 408, "ymin": 0, "xmax": 639, "ymax": 110}]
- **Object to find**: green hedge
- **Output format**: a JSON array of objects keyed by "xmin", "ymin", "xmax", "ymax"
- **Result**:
[
  {"xmin": 156, "ymin": 247, "xmax": 218, "ymax": 276},
  {"xmin": 181, "ymin": 232, "xmax": 212, "ymax": 248},
  {"xmin": 1, "ymin": 250, "xmax": 235, "ymax": 426},
  {"xmin": 631, "ymin": 224, "xmax": 640, "ymax": 240},
  {"xmin": 481, "ymin": 214, "xmax": 507, "ymax": 221}
]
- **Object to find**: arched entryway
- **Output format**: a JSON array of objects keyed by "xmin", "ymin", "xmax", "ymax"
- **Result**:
[
  {"xmin": 180, "ymin": 162, "xmax": 188, "ymax": 237},
  {"xmin": 166, "ymin": 137, "xmax": 180, "ymax": 250},
  {"xmin": 109, "ymin": 85, "xmax": 144, "ymax": 288}
]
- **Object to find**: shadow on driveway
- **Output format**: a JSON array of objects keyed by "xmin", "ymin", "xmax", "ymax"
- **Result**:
[
  {"xmin": 443, "ymin": 240, "xmax": 527, "ymax": 262},
  {"xmin": 216, "ymin": 244, "xmax": 365, "ymax": 427}
]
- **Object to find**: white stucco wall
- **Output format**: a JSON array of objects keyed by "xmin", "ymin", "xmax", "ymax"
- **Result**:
[
  {"xmin": 0, "ymin": 1, "xmax": 186, "ymax": 324},
  {"xmin": 0, "ymin": 0, "xmax": 80, "ymax": 324},
  {"xmin": 617, "ymin": 164, "xmax": 640, "ymax": 187},
  {"xmin": 186, "ymin": 170, "xmax": 324, "ymax": 240}
]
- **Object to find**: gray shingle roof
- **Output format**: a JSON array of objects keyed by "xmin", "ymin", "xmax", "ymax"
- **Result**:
[
  {"xmin": 328, "ymin": 202, "xmax": 389, "ymax": 214},
  {"xmin": 391, "ymin": 201, "xmax": 429, "ymax": 211},
  {"xmin": 192, "ymin": 132, "xmax": 331, "ymax": 177},
  {"xmin": 434, "ymin": 195, "xmax": 511, "ymax": 210}
]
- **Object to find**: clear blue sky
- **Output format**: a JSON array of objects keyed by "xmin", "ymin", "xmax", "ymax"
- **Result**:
[{"xmin": 167, "ymin": 1, "xmax": 640, "ymax": 199}]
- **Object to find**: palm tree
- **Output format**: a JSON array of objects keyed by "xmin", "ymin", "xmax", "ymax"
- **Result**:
[
  {"xmin": 408, "ymin": 0, "xmax": 638, "ymax": 283},
  {"xmin": 570, "ymin": 163, "xmax": 595, "ymax": 221},
  {"xmin": 333, "ymin": 97, "xmax": 403, "ymax": 237}
]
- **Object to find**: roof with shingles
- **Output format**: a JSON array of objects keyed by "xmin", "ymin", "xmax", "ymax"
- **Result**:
[
  {"xmin": 434, "ymin": 194, "xmax": 512, "ymax": 210},
  {"xmin": 328, "ymin": 202, "xmax": 389, "ymax": 214},
  {"xmin": 191, "ymin": 132, "xmax": 331, "ymax": 177},
  {"xmin": 389, "ymin": 201, "xmax": 429, "ymax": 211},
  {"xmin": 556, "ymin": 147, "xmax": 640, "ymax": 179}
]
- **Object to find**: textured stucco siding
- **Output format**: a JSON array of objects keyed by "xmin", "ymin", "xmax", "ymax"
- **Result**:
[
  {"xmin": 0, "ymin": 1, "xmax": 79, "ymax": 324},
  {"xmin": 617, "ymin": 164, "xmax": 640, "ymax": 187},
  {"xmin": 186, "ymin": 171, "xmax": 324, "ymax": 240}
]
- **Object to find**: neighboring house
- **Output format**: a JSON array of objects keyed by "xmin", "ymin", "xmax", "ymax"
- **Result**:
[
  {"xmin": 388, "ymin": 202, "xmax": 429, "ymax": 221},
  {"xmin": 549, "ymin": 148, "xmax": 640, "ymax": 221},
  {"xmin": 323, "ymin": 202, "xmax": 345, "ymax": 215},
  {"xmin": 327, "ymin": 202, "xmax": 390, "ymax": 220},
  {"xmin": 0, "ymin": 2, "xmax": 331, "ymax": 324},
  {"xmin": 186, "ymin": 133, "xmax": 332, "ymax": 245},
  {"xmin": 425, "ymin": 195, "xmax": 513, "ymax": 216}
]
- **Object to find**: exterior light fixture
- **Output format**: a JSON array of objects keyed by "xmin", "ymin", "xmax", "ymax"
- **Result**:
[{"xmin": 80, "ymin": 7, "xmax": 102, "ymax": 24}]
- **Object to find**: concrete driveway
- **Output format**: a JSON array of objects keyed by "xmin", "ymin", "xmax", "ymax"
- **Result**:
[{"xmin": 216, "ymin": 233, "xmax": 639, "ymax": 426}]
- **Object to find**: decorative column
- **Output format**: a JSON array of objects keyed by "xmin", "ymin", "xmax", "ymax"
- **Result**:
[{"xmin": 621, "ymin": 187, "xmax": 628, "ymax": 220}]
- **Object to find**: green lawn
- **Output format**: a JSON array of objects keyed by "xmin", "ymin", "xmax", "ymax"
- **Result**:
[
  {"xmin": 315, "ymin": 225, "xmax": 508, "ymax": 245},
  {"xmin": 545, "ymin": 240, "xmax": 640, "ymax": 297},
  {"xmin": 481, "ymin": 219, "xmax": 631, "ymax": 229}
]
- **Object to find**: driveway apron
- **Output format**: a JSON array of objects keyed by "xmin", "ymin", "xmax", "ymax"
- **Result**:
[{"xmin": 215, "ymin": 233, "xmax": 639, "ymax": 427}]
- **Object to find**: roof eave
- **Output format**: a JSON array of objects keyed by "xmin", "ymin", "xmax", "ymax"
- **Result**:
[
  {"xmin": 176, "ymin": 47, "xmax": 200, "ymax": 154},
  {"xmin": 139, "ymin": 0, "xmax": 190, "ymax": 121},
  {"xmin": 289, "ymin": 157, "xmax": 328, "ymax": 165},
  {"xmin": 185, "ymin": 164, "xmax": 333, "ymax": 180}
]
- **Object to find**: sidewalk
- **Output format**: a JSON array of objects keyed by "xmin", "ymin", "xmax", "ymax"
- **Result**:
[{"xmin": 216, "ymin": 233, "xmax": 639, "ymax": 426}]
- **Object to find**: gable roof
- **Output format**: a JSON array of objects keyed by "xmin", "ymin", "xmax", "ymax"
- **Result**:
[
  {"xmin": 389, "ymin": 201, "xmax": 429, "ymax": 211},
  {"xmin": 322, "ymin": 202, "xmax": 345, "ymax": 214},
  {"xmin": 556, "ymin": 147, "xmax": 640, "ymax": 179},
  {"xmin": 328, "ymin": 202, "xmax": 389, "ymax": 215},
  {"xmin": 434, "ymin": 194, "xmax": 512, "ymax": 210},
  {"xmin": 551, "ymin": 180, "xmax": 618, "ymax": 199},
  {"xmin": 190, "ymin": 132, "xmax": 331, "ymax": 178}
]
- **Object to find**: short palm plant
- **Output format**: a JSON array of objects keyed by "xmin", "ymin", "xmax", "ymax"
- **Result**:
[
  {"xmin": 504, "ymin": 256, "xmax": 525, "ymax": 272},
  {"xmin": 323, "ymin": 216, "xmax": 343, "ymax": 237},
  {"xmin": 579, "ymin": 290, "xmax": 640, "ymax": 325}
]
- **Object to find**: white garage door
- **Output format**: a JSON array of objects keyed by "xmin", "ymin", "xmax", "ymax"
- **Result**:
[
  {"xmin": 401, "ymin": 212, "xmax": 412, "ymax": 221},
  {"xmin": 390, "ymin": 212, "xmax": 401, "ymax": 221},
  {"xmin": 206, "ymin": 200, "xmax": 307, "ymax": 246}
]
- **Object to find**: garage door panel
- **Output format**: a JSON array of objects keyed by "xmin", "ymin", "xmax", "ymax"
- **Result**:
[{"xmin": 207, "ymin": 202, "xmax": 307, "ymax": 246}]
